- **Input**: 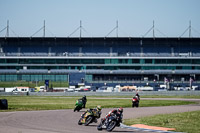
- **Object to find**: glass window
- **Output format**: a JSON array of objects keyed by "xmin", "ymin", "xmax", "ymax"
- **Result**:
[
  {"xmin": 0, "ymin": 59, "xmax": 6, "ymax": 63},
  {"xmin": 176, "ymin": 66, "xmax": 182, "ymax": 69},
  {"xmin": 155, "ymin": 59, "xmax": 167, "ymax": 64},
  {"xmin": 93, "ymin": 59, "xmax": 104, "ymax": 64},
  {"xmin": 0, "ymin": 75, "xmax": 5, "ymax": 81},
  {"xmin": 37, "ymin": 75, "xmax": 43, "ymax": 81},
  {"xmin": 182, "ymin": 66, "xmax": 191, "ymax": 69},
  {"xmin": 19, "ymin": 59, "xmax": 28, "ymax": 64},
  {"xmin": 132, "ymin": 59, "xmax": 140, "ymax": 64},
  {"xmin": 45, "ymin": 59, "xmax": 56, "ymax": 64},
  {"xmin": 111, "ymin": 59, "xmax": 118, "ymax": 64},
  {"xmin": 55, "ymin": 75, "xmax": 61, "ymax": 81},
  {"xmin": 195, "ymin": 66, "xmax": 200, "ymax": 69},
  {"xmin": 128, "ymin": 59, "xmax": 132, "ymax": 64},
  {"xmin": 69, "ymin": 59, "xmax": 80, "ymax": 64},
  {"xmin": 31, "ymin": 75, "xmax": 37, "ymax": 81},
  {"xmin": 105, "ymin": 59, "xmax": 110, "ymax": 64},
  {"xmin": 140, "ymin": 59, "xmax": 145, "ymax": 64},
  {"xmin": 179, "ymin": 59, "xmax": 191, "ymax": 64},
  {"xmin": 119, "ymin": 59, "xmax": 128, "ymax": 64},
  {"xmin": 167, "ymin": 59, "xmax": 178, "ymax": 64},
  {"xmin": 29, "ymin": 59, "xmax": 44, "ymax": 64},
  {"xmin": 85, "ymin": 75, "xmax": 93, "ymax": 81},
  {"xmin": 6, "ymin": 75, "xmax": 17, "ymax": 81},
  {"xmin": 81, "ymin": 59, "xmax": 92, "ymax": 64},
  {"xmin": 145, "ymin": 59, "xmax": 152, "ymax": 64},
  {"xmin": 56, "ymin": 59, "xmax": 68, "ymax": 64},
  {"xmin": 43, "ymin": 75, "xmax": 51, "ymax": 80},
  {"xmin": 192, "ymin": 59, "xmax": 200, "ymax": 64},
  {"xmin": 22, "ymin": 75, "xmax": 30, "ymax": 81},
  {"xmin": 7, "ymin": 59, "xmax": 18, "ymax": 63}
]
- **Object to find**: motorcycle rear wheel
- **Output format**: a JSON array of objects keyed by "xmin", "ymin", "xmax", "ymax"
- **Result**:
[
  {"xmin": 132, "ymin": 102, "xmax": 136, "ymax": 107},
  {"xmin": 78, "ymin": 119, "xmax": 82, "ymax": 125}
]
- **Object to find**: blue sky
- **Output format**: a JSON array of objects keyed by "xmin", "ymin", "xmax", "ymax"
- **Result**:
[{"xmin": 0, "ymin": 0, "xmax": 200, "ymax": 37}]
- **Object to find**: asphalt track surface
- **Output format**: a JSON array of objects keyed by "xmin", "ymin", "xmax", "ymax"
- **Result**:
[{"xmin": 0, "ymin": 98, "xmax": 200, "ymax": 133}]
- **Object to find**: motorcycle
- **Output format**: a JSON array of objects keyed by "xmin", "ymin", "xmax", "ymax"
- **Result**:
[
  {"xmin": 78, "ymin": 109, "xmax": 99, "ymax": 126},
  {"xmin": 97, "ymin": 114, "xmax": 122, "ymax": 132},
  {"xmin": 132, "ymin": 96, "xmax": 139, "ymax": 108},
  {"xmin": 74, "ymin": 99, "xmax": 83, "ymax": 112}
]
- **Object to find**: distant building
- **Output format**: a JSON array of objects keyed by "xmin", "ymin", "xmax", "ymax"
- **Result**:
[{"xmin": 0, "ymin": 37, "xmax": 200, "ymax": 88}]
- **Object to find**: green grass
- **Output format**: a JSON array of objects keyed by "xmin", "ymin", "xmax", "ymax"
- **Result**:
[
  {"xmin": 124, "ymin": 110, "xmax": 200, "ymax": 133},
  {"xmin": 140, "ymin": 95, "xmax": 200, "ymax": 99},
  {"xmin": 87, "ymin": 95, "xmax": 200, "ymax": 99},
  {"xmin": 0, "ymin": 96, "xmax": 195, "ymax": 112},
  {"xmin": 137, "ymin": 100, "xmax": 194, "ymax": 107}
]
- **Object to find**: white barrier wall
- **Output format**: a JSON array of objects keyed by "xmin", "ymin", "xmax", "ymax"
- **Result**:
[{"xmin": 1, "ymin": 91, "xmax": 200, "ymax": 96}]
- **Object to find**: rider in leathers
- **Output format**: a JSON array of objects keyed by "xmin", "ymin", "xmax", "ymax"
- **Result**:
[{"xmin": 104, "ymin": 107, "xmax": 123, "ymax": 125}]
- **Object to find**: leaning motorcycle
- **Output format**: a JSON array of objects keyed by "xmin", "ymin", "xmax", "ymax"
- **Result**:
[
  {"xmin": 97, "ymin": 114, "xmax": 122, "ymax": 132},
  {"xmin": 78, "ymin": 110, "xmax": 98, "ymax": 126},
  {"xmin": 74, "ymin": 99, "xmax": 83, "ymax": 112}
]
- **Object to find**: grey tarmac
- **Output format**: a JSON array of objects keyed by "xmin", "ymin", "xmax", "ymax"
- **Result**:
[{"xmin": 0, "ymin": 98, "xmax": 200, "ymax": 133}]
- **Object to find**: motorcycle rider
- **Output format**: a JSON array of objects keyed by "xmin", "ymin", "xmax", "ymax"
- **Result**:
[
  {"xmin": 132, "ymin": 93, "xmax": 140, "ymax": 108},
  {"xmin": 104, "ymin": 107, "xmax": 123, "ymax": 125},
  {"xmin": 80, "ymin": 105, "xmax": 102, "ymax": 124},
  {"xmin": 81, "ymin": 95, "xmax": 87, "ymax": 108},
  {"xmin": 90, "ymin": 105, "xmax": 102, "ymax": 120},
  {"xmin": 134, "ymin": 92, "xmax": 140, "ymax": 100}
]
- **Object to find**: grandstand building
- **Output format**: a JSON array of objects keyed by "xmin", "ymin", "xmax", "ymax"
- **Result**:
[{"xmin": 0, "ymin": 37, "xmax": 200, "ymax": 88}]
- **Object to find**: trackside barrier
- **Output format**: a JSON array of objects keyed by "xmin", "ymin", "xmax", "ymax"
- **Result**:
[
  {"xmin": 120, "ymin": 123, "xmax": 184, "ymax": 133},
  {"xmin": 0, "ymin": 91, "xmax": 200, "ymax": 96}
]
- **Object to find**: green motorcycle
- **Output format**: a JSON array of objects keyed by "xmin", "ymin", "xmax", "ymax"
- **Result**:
[{"xmin": 74, "ymin": 99, "xmax": 83, "ymax": 112}]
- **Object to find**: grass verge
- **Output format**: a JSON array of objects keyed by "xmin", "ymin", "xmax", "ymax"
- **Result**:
[
  {"xmin": 86, "ymin": 95, "xmax": 200, "ymax": 99},
  {"xmin": 0, "ymin": 96, "xmax": 195, "ymax": 112},
  {"xmin": 124, "ymin": 110, "xmax": 200, "ymax": 133}
]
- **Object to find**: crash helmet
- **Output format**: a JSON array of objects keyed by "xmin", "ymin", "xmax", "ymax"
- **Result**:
[
  {"xmin": 96, "ymin": 105, "xmax": 102, "ymax": 111},
  {"xmin": 117, "ymin": 107, "xmax": 123, "ymax": 113}
]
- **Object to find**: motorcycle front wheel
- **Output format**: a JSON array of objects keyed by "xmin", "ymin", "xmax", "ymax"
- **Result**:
[
  {"xmin": 106, "ymin": 121, "xmax": 117, "ymax": 132},
  {"xmin": 84, "ymin": 116, "xmax": 93, "ymax": 126},
  {"xmin": 97, "ymin": 119, "xmax": 105, "ymax": 131},
  {"xmin": 78, "ymin": 119, "xmax": 82, "ymax": 125},
  {"xmin": 97, "ymin": 123, "xmax": 103, "ymax": 131},
  {"xmin": 74, "ymin": 108, "xmax": 77, "ymax": 112}
]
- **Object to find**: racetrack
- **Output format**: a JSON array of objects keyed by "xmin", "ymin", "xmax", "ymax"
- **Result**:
[{"xmin": 0, "ymin": 98, "xmax": 200, "ymax": 133}]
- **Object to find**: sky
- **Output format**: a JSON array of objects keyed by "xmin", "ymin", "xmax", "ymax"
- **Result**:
[{"xmin": 0, "ymin": 0, "xmax": 200, "ymax": 37}]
